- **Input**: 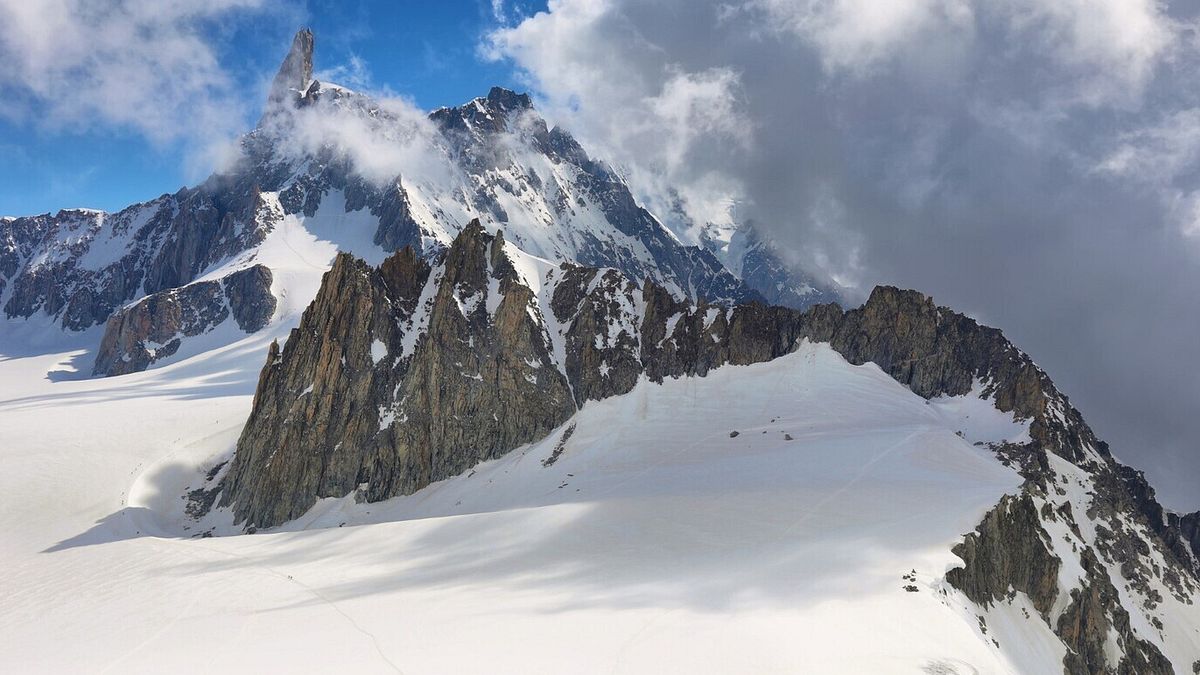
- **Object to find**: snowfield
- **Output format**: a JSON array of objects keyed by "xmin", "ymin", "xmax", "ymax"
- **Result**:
[{"xmin": 0, "ymin": 316, "xmax": 1059, "ymax": 673}]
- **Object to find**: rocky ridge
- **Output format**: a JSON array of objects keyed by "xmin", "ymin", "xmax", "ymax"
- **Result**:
[
  {"xmin": 219, "ymin": 220, "xmax": 803, "ymax": 527},
  {"xmin": 0, "ymin": 182, "xmax": 270, "ymax": 336},
  {"xmin": 92, "ymin": 265, "xmax": 274, "ymax": 376},
  {"xmin": 216, "ymin": 223, "xmax": 1199, "ymax": 672}
]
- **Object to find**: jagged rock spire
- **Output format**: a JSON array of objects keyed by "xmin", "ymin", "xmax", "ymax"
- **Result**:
[{"xmin": 266, "ymin": 28, "xmax": 314, "ymax": 111}]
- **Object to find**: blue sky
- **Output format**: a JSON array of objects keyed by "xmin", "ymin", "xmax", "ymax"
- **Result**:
[{"xmin": 0, "ymin": 0, "xmax": 546, "ymax": 216}]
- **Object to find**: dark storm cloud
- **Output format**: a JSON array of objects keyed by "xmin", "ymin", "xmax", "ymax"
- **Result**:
[{"xmin": 489, "ymin": 0, "xmax": 1200, "ymax": 509}]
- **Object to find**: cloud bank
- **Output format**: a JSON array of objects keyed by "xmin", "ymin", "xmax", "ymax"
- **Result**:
[{"xmin": 489, "ymin": 0, "xmax": 1200, "ymax": 509}]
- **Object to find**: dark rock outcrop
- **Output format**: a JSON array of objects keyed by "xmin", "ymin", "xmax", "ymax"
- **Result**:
[
  {"xmin": 221, "ymin": 225, "xmax": 578, "ymax": 526},
  {"xmin": 1171, "ymin": 511, "xmax": 1200, "ymax": 563},
  {"xmin": 92, "ymin": 265, "xmax": 275, "ymax": 376},
  {"xmin": 1056, "ymin": 549, "xmax": 1174, "ymax": 675},
  {"xmin": 946, "ymin": 494, "xmax": 1061, "ymax": 618},
  {"xmin": 222, "ymin": 265, "xmax": 276, "ymax": 333}
]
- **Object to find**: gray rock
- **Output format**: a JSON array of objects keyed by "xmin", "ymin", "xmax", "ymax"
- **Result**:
[
  {"xmin": 946, "ymin": 494, "xmax": 1061, "ymax": 617},
  {"xmin": 220, "ymin": 224, "xmax": 578, "ymax": 526},
  {"xmin": 223, "ymin": 265, "xmax": 276, "ymax": 332},
  {"xmin": 92, "ymin": 264, "xmax": 275, "ymax": 377},
  {"xmin": 92, "ymin": 280, "xmax": 227, "ymax": 377}
]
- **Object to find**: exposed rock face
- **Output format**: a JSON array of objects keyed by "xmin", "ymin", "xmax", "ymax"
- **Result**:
[
  {"xmin": 221, "ymin": 226, "xmax": 578, "ymax": 526},
  {"xmin": 222, "ymin": 265, "xmax": 276, "ymax": 333},
  {"xmin": 92, "ymin": 265, "xmax": 275, "ymax": 376},
  {"xmin": 1170, "ymin": 511, "xmax": 1200, "ymax": 562},
  {"xmin": 1056, "ymin": 549, "xmax": 1174, "ymax": 674},
  {"xmin": 946, "ymin": 494, "xmax": 1062, "ymax": 617},
  {"xmin": 1, "ymin": 181, "xmax": 269, "ymax": 332},
  {"xmin": 797, "ymin": 286, "xmax": 1112, "ymax": 473}
]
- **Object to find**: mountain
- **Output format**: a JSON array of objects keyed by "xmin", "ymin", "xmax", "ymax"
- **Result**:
[
  {"xmin": 1, "ymin": 28, "xmax": 1198, "ymax": 675},
  {"xmin": 0, "ymin": 29, "xmax": 833, "ymax": 377},
  {"xmin": 188, "ymin": 219, "xmax": 1200, "ymax": 672}
]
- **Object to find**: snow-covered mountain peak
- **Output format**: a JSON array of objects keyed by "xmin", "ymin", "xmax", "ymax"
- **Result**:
[{"xmin": 0, "ymin": 28, "xmax": 832, "ymax": 380}]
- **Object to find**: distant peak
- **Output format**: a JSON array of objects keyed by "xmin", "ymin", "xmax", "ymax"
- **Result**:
[
  {"xmin": 428, "ymin": 88, "xmax": 539, "ymax": 136},
  {"xmin": 267, "ymin": 28, "xmax": 315, "ymax": 109},
  {"xmin": 484, "ymin": 87, "xmax": 533, "ymax": 113}
]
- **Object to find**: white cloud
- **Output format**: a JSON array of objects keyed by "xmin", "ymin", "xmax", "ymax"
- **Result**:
[
  {"xmin": 746, "ymin": 0, "xmax": 976, "ymax": 75},
  {"xmin": 261, "ymin": 93, "xmax": 456, "ymax": 188},
  {"xmin": 1176, "ymin": 191, "xmax": 1200, "ymax": 239},
  {"xmin": 1094, "ymin": 108, "xmax": 1200, "ymax": 240},
  {"xmin": 995, "ymin": 0, "xmax": 1180, "ymax": 107},
  {"xmin": 1098, "ymin": 108, "xmax": 1200, "ymax": 180},
  {"xmin": 0, "ymin": 0, "xmax": 281, "ymax": 168},
  {"xmin": 647, "ymin": 68, "xmax": 751, "ymax": 173},
  {"xmin": 315, "ymin": 55, "xmax": 374, "ymax": 92},
  {"xmin": 491, "ymin": 0, "xmax": 510, "ymax": 25},
  {"xmin": 743, "ymin": 0, "xmax": 1180, "ymax": 107}
]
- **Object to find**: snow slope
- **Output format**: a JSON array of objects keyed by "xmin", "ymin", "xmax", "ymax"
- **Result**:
[{"xmin": 0, "ymin": 334, "xmax": 1049, "ymax": 673}]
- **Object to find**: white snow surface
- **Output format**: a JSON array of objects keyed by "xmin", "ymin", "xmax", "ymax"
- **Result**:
[{"xmin": 0, "ymin": 326, "xmax": 1083, "ymax": 673}]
